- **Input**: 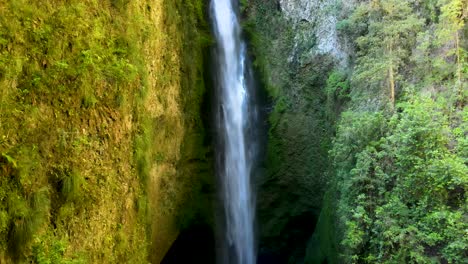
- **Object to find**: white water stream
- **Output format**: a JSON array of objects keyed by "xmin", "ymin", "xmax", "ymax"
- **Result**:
[{"xmin": 211, "ymin": 0, "xmax": 256, "ymax": 263}]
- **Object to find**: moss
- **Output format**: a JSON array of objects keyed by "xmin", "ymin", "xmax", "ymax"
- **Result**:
[
  {"xmin": 0, "ymin": 0, "xmax": 211, "ymax": 262},
  {"xmin": 304, "ymin": 190, "xmax": 339, "ymax": 264},
  {"xmin": 243, "ymin": 1, "xmax": 337, "ymax": 259}
]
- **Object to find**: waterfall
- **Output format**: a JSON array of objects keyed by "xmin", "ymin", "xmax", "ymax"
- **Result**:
[{"xmin": 211, "ymin": 0, "xmax": 257, "ymax": 263}]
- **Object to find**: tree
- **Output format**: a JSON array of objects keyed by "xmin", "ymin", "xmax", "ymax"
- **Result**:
[
  {"xmin": 350, "ymin": 0, "xmax": 424, "ymax": 108},
  {"xmin": 437, "ymin": 0, "xmax": 467, "ymax": 107}
]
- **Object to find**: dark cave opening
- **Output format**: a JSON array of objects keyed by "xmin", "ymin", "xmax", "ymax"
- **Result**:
[
  {"xmin": 161, "ymin": 224, "xmax": 216, "ymax": 264},
  {"xmin": 258, "ymin": 210, "xmax": 319, "ymax": 263},
  {"xmin": 160, "ymin": 210, "xmax": 320, "ymax": 264}
]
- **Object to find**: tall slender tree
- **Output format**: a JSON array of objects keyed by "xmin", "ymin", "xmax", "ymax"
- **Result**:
[
  {"xmin": 437, "ymin": 0, "xmax": 467, "ymax": 107},
  {"xmin": 351, "ymin": 0, "xmax": 424, "ymax": 108}
]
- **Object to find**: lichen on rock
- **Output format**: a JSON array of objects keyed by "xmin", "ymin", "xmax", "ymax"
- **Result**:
[{"xmin": 279, "ymin": 0, "xmax": 350, "ymax": 65}]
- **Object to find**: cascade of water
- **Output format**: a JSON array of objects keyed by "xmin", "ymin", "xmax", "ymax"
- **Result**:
[{"xmin": 211, "ymin": 0, "xmax": 257, "ymax": 263}]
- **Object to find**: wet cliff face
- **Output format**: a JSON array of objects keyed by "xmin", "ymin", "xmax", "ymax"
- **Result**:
[{"xmin": 243, "ymin": 0, "xmax": 351, "ymax": 261}]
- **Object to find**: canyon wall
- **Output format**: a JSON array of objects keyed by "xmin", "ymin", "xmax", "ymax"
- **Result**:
[
  {"xmin": 0, "ymin": 1, "xmax": 211, "ymax": 263},
  {"xmin": 244, "ymin": 0, "xmax": 351, "ymax": 261}
]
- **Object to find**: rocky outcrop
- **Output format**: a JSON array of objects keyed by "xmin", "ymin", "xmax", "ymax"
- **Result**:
[{"xmin": 279, "ymin": 0, "xmax": 350, "ymax": 65}]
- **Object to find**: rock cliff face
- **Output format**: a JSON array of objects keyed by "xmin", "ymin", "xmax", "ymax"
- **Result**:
[
  {"xmin": 278, "ymin": 0, "xmax": 349, "ymax": 65},
  {"xmin": 244, "ymin": 0, "xmax": 352, "ymax": 262}
]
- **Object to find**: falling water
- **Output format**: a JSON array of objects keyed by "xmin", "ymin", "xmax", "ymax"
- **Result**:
[{"xmin": 211, "ymin": 0, "xmax": 257, "ymax": 263}]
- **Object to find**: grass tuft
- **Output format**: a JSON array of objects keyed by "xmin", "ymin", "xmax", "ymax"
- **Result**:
[
  {"xmin": 61, "ymin": 171, "xmax": 83, "ymax": 202},
  {"xmin": 7, "ymin": 188, "xmax": 50, "ymax": 261}
]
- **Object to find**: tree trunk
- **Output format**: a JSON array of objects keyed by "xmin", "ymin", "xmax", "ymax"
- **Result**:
[
  {"xmin": 455, "ymin": 30, "xmax": 463, "ymax": 109},
  {"xmin": 389, "ymin": 62, "xmax": 395, "ymax": 108}
]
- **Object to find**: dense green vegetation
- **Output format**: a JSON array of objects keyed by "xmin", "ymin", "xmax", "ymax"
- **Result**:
[
  {"xmin": 0, "ymin": 0, "xmax": 211, "ymax": 263},
  {"xmin": 314, "ymin": 0, "xmax": 467, "ymax": 263},
  {"xmin": 245, "ymin": 0, "xmax": 466, "ymax": 263}
]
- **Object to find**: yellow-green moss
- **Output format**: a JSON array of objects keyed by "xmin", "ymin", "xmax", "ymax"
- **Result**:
[{"xmin": 0, "ymin": 0, "xmax": 211, "ymax": 263}]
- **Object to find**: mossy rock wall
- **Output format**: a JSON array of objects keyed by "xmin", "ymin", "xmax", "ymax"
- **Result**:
[
  {"xmin": 243, "ymin": 0, "xmax": 346, "ymax": 260},
  {"xmin": 0, "ymin": 0, "xmax": 211, "ymax": 263}
]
